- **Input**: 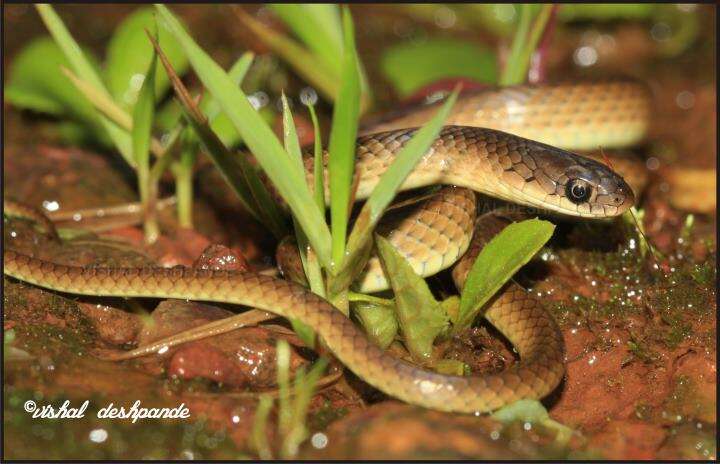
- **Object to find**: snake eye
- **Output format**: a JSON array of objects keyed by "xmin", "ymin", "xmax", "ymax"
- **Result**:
[{"xmin": 566, "ymin": 179, "xmax": 592, "ymax": 204}]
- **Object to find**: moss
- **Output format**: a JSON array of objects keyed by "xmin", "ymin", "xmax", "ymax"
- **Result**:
[{"xmin": 308, "ymin": 399, "xmax": 348, "ymax": 431}]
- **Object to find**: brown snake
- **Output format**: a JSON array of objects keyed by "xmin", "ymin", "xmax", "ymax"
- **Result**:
[{"xmin": 3, "ymin": 82, "xmax": 649, "ymax": 413}]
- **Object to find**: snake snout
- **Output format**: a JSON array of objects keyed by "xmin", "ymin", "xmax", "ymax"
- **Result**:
[{"xmin": 597, "ymin": 176, "xmax": 635, "ymax": 216}]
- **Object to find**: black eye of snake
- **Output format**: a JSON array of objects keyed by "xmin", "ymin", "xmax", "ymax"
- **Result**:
[{"xmin": 566, "ymin": 179, "xmax": 591, "ymax": 204}]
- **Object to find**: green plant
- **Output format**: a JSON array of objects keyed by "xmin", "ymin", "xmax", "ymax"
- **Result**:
[
  {"xmin": 11, "ymin": 4, "xmax": 564, "ymax": 438},
  {"xmin": 250, "ymin": 340, "xmax": 329, "ymax": 459}
]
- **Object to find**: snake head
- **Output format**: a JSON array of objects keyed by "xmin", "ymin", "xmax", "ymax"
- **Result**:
[{"xmin": 534, "ymin": 146, "xmax": 635, "ymax": 217}]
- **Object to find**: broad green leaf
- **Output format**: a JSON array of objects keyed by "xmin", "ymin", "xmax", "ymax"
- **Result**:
[
  {"xmin": 492, "ymin": 399, "xmax": 576, "ymax": 446},
  {"xmin": 156, "ymin": 4, "xmax": 331, "ymax": 267},
  {"xmin": 352, "ymin": 301, "xmax": 398, "ymax": 350},
  {"xmin": 270, "ymin": 4, "xmax": 343, "ymax": 77},
  {"xmin": 376, "ymin": 235, "xmax": 449, "ymax": 361},
  {"xmin": 106, "ymin": 7, "xmax": 189, "ymax": 108},
  {"xmin": 381, "ymin": 38, "xmax": 497, "ymax": 97},
  {"xmin": 456, "ymin": 218, "xmax": 554, "ymax": 332},
  {"xmin": 36, "ymin": 4, "xmax": 133, "ymax": 166},
  {"xmin": 5, "ymin": 37, "xmax": 98, "ymax": 122},
  {"xmin": 328, "ymin": 7, "xmax": 361, "ymax": 270}
]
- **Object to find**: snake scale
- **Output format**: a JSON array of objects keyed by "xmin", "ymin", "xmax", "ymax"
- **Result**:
[{"xmin": 3, "ymin": 81, "xmax": 649, "ymax": 413}]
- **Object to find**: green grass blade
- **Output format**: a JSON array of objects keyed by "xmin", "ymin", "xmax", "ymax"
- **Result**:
[
  {"xmin": 60, "ymin": 66, "xmax": 165, "ymax": 158},
  {"xmin": 455, "ymin": 218, "xmax": 555, "ymax": 332},
  {"xmin": 282, "ymin": 357, "xmax": 329, "ymax": 458},
  {"xmin": 147, "ymin": 30, "xmax": 287, "ymax": 237},
  {"xmin": 36, "ymin": 4, "xmax": 134, "ymax": 166},
  {"xmin": 328, "ymin": 7, "xmax": 361, "ymax": 270},
  {"xmin": 334, "ymin": 87, "xmax": 459, "ymax": 288},
  {"xmin": 276, "ymin": 339, "xmax": 292, "ymax": 438},
  {"xmin": 376, "ymin": 235, "xmax": 449, "ymax": 362},
  {"xmin": 156, "ymin": 4, "xmax": 331, "ymax": 266},
  {"xmin": 282, "ymin": 93, "xmax": 319, "ymax": 346},
  {"xmin": 251, "ymin": 394, "xmax": 274, "ymax": 460},
  {"xmin": 201, "ymin": 51, "xmax": 255, "ymax": 123},
  {"xmin": 132, "ymin": 29, "xmax": 158, "ymax": 242},
  {"xmin": 232, "ymin": 6, "xmax": 339, "ymax": 103},
  {"xmin": 306, "ymin": 103, "xmax": 325, "ymax": 213},
  {"xmin": 499, "ymin": 4, "xmax": 552, "ymax": 86},
  {"xmin": 280, "ymin": 93, "xmax": 305, "ymax": 173},
  {"xmin": 270, "ymin": 4, "xmax": 342, "ymax": 77}
]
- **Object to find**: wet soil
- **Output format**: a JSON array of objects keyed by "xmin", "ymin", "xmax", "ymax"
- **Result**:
[{"xmin": 3, "ymin": 4, "xmax": 717, "ymax": 460}]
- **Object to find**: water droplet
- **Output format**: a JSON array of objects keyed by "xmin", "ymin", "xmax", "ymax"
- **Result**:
[
  {"xmin": 300, "ymin": 87, "xmax": 318, "ymax": 106},
  {"xmin": 42, "ymin": 200, "xmax": 60, "ymax": 212},
  {"xmin": 311, "ymin": 432, "xmax": 328, "ymax": 449},
  {"xmin": 573, "ymin": 46, "xmax": 598, "ymax": 67},
  {"xmin": 89, "ymin": 428, "xmax": 108, "ymax": 443}
]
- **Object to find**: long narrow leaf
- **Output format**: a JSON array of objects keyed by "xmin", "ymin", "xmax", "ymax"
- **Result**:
[
  {"xmin": 328, "ymin": 7, "xmax": 361, "ymax": 270},
  {"xmin": 147, "ymin": 30, "xmax": 287, "ymax": 237},
  {"xmin": 36, "ymin": 4, "xmax": 134, "ymax": 166},
  {"xmin": 201, "ymin": 51, "xmax": 255, "ymax": 123},
  {"xmin": 455, "ymin": 218, "xmax": 555, "ymax": 332},
  {"xmin": 232, "ymin": 6, "xmax": 339, "ymax": 103},
  {"xmin": 156, "ymin": 4, "xmax": 331, "ymax": 265},
  {"xmin": 61, "ymin": 67, "xmax": 165, "ymax": 156},
  {"xmin": 282, "ymin": 93, "xmax": 319, "ymax": 346},
  {"xmin": 270, "ymin": 4, "xmax": 343, "ymax": 77},
  {"xmin": 132, "ymin": 29, "xmax": 158, "ymax": 242},
  {"xmin": 306, "ymin": 103, "xmax": 325, "ymax": 213}
]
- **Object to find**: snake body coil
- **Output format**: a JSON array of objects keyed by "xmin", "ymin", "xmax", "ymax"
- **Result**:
[{"xmin": 3, "ymin": 82, "xmax": 649, "ymax": 413}]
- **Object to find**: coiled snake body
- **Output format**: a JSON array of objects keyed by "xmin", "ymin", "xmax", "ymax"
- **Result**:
[{"xmin": 3, "ymin": 82, "xmax": 649, "ymax": 413}]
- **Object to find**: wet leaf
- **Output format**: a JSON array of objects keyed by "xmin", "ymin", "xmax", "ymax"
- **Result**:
[
  {"xmin": 376, "ymin": 235, "xmax": 449, "ymax": 361},
  {"xmin": 352, "ymin": 301, "xmax": 398, "ymax": 349},
  {"xmin": 381, "ymin": 37, "xmax": 496, "ymax": 97},
  {"xmin": 105, "ymin": 7, "xmax": 189, "ymax": 108},
  {"xmin": 456, "ymin": 218, "xmax": 554, "ymax": 332}
]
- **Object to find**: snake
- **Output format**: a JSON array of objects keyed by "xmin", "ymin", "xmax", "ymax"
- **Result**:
[{"xmin": 3, "ymin": 81, "xmax": 649, "ymax": 413}]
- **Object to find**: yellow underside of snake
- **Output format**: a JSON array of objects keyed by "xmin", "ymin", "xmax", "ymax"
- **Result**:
[{"xmin": 3, "ymin": 81, "xmax": 650, "ymax": 413}]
